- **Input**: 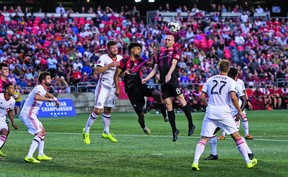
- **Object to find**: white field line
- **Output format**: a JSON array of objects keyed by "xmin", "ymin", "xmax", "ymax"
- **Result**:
[{"xmin": 23, "ymin": 131, "xmax": 288, "ymax": 142}]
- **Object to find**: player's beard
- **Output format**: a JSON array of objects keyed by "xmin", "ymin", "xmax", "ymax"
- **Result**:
[
  {"xmin": 45, "ymin": 82, "xmax": 52, "ymax": 86},
  {"xmin": 134, "ymin": 53, "xmax": 140, "ymax": 58}
]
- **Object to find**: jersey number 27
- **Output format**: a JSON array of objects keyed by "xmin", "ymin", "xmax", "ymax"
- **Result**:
[{"xmin": 211, "ymin": 80, "xmax": 227, "ymax": 95}]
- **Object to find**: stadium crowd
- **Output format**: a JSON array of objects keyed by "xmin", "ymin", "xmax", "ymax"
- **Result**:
[{"xmin": 0, "ymin": 3, "xmax": 287, "ymax": 110}]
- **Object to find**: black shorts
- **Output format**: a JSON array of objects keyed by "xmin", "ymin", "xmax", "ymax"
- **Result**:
[
  {"xmin": 161, "ymin": 79, "xmax": 182, "ymax": 100},
  {"xmin": 127, "ymin": 84, "xmax": 156, "ymax": 114}
]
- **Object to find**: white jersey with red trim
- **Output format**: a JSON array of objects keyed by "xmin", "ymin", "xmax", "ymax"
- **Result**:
[
  {"xmin": 97, "ymin": 54, "xmax": 122, "ymax": 88},
  {"xmin": 0, "ymin": 93, "xmax": 15, "ymax": 121},
  {"xmin": 20, "ymin": 85, "xmax": 46, "ymax": 115}
]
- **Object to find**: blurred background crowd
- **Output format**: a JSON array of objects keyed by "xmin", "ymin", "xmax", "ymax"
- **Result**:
[{"xmin": 0, "ymin": 1, "xmax": 287, "ymax": 111}]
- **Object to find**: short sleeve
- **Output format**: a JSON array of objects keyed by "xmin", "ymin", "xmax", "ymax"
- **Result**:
[
  {"xmin": 34, "ymin": 85, "xmax": 47, "ymax": 97},
  {"xmin": 229, "ymin": 80, "xmax": 237, "ymax": 93},
  {"xmin": 173, "ymin": 50, "xmax": 180, "ymax": 61},
  {"xmin": 96, "ymin": 55, "xmax": 106, "ymax": 67},
  {"xmin": 202, "ymin": 82, "xmax": 208, "ymax": 93},
  {"xmin": 119, "ymin": 58, "xmax": 126, "ymax": 71}
]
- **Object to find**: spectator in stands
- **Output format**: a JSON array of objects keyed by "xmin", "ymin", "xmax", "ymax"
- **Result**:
[
  {"xmin": 255, "ymin": 5, "xmax": 264, "ymax": 14},
  {"xmin": 56, "ymin": 3, "xmax": 65, "ymax": 14},
  {"xmin": 270, "ymin": 85, "xmax": 282, "ymax": 109}
]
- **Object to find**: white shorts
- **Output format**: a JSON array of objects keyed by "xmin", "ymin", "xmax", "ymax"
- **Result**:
[
  {"xmin": 0, "ymin": 119, "xmax": 8, "ymax": 131},
  {"xmin": 20, "ymin": 112, "xmax": 43, "ymax": 135},
  {"xmin": 200, "ymin": 106, "xmax": 238, "ymax": 137},
  {"xmin": 94, "ymin": 84, "xmax": 116, "ymax": 109}
]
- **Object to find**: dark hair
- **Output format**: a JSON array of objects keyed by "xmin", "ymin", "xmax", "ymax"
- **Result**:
[
  {"xmin": 107, "ymin": 40, "xmax": 117, "ymax": 49},
  {"xmin": 228, "ymin": 67, "xmax": 238, "ymax": 79},
  {"xmin": 38, "ymin": 72, "xmax": 51, "ymax": 83},
  {"xmin": 128, "ymin": 42, "xmax": 142, "ymax": 51},
  {"xmin": 3, "ymin": 83, "xmax": 13, "ymax": 91},
  {"xmin": 0, "ymin": 62, "xmax": 8, "ymax": 70}
]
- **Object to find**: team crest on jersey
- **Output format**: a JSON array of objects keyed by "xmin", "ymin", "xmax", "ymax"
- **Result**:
[{"xmin": 98, "ymin": 102, "xmax": 102, "ymax": 106}]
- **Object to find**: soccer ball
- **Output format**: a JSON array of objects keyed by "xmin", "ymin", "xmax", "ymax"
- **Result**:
[{"xmin": 167, "ymin": 21, "xmax": 181, "ymax": 33}]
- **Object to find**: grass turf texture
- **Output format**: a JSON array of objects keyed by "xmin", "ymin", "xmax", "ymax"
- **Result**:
[{"xmin": 0, "ymin": 110, "xmax": 288, "ymax": 177}]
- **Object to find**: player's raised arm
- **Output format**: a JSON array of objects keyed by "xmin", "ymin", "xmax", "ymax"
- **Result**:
[{"xmin": 142, "ymin": 63, "xmax": 158, "ymax": 84}]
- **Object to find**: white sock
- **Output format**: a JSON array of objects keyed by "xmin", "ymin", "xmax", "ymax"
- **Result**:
[
  {"xmin": 27, "ymin": 135, "xmax": 41, "ymax": 158},
  {"xmin": 243, "ymin": 138, "xmax": 252, "ymax": 154},
  {"xmin": 235, "ymin": 137, "xmax": 250, "ymax": 163},
  {"xmin": 242, "ymin": 119, "xmax": 249, "ymax": 136},
  {"xmin": 38, "ymin": 136, "xmax": 45, "ymax": 156},
  {"xmin": 84, "ymin": 112, "xmax": 98, "ymax": 133},
  {"xmin": 209, "ymin": 135, "xmax": 218, "ymax": 156},
  {"xmin": 221, "ymin": 129, "xmax": 226, "ymax": 137},
  {"xmin": 0, "ymin": 135, "xmax": 7, "ymax": 149},
  {"xmin": 193, "ymin": 139, "xmax": 207, "ymax": 165},
  {"xmin": 102, "ymin": 114, "xmax": 111, "ymax": 134}
]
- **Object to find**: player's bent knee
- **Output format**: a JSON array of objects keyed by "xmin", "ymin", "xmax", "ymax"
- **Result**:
[{"xmin": 0, "ymin": 129, "xmax": 8, "ymax": 135}]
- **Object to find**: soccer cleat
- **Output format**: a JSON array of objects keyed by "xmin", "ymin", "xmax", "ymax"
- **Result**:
[
  {"xmin": 164, "ymin": 115, "xmax": 169, "ymax": 122},
  {"xmin": 191, "ymin": 163, "xmax": 200, "ymax": 171},
  {"xmin": 102, "ymin": 133, "xmax": 118, "ymax": 143},
  {"xmin": 188, "ymin": 125, "xmax": 196, "ymax": 136},
  {"xmin": 245, "ymin": 134, "xmax": 254, "ymax": 140},
  {"xmin": 172, "ymin": 129, "xmax": 179, "ymax": 142},
  {"xmin": 143, "ymin": 127, "xmax": 151, "ymax": 135},
  {"xmin": 218, "ymin": 135, "xmax": 225, "ymax": 140},
  {"xmin": 82, "ymin": 128, "xmax": 90, "ymax": 144},
  {"xmin": 24, "ymin": 157, "xmax": 40, "ymax": 164},
  {"xmin": 248, "ymin": 153, "xmax": 254, "ymax": 160},
  {"xmin": 0, "ymin": 150, "xmax": 7, "ymax": 157},
  {"xmin": 247, "ymin": 158, "xmax": 257, "ymax": 169},
  {"xmin": 37, "ymin": 154, "xmax": 53, "ymax": 161},
  {"xmin": 204, "ymin": 154, "xmax": 218, "ymax": 160}
]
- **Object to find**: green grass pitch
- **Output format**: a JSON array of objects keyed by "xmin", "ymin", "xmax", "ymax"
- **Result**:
[{"xmin": 0, "ymin": 110, "xmax": 288, "ymax": 177}]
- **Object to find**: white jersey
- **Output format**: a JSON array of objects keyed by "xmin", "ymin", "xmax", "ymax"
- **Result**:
[
  {"xmin": 202, "ymin": 74, "xmax": 237, "ymax": 111},
  {"xmin": 0, "ymin": 93, "xmax": 15, "ymax": 121},
  {"xmin": 20, "ymin": 85, "xmax": 46, "ymax": 115},
  {"xmin": 229, "ymin": 79, "xmax": 245, "ymax": 112},
  {"xmin": 97, "ymin": 54, "xmax": 122, "ymax": 88}
]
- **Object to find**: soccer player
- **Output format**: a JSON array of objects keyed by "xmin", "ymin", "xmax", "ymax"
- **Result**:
[
  {"xmin": 142, "ymin": 35, "xmax": 196, "ymax": 142},
  {"xmin": 82, "ymin": 40, "xmax": 122, "ymax": 144},
  {"xmin": 191, "ymin": 60, "xmax": 257, "ymax": 171},
  {"xmin": 204, "ymin": 67, "xmax": 254, "ymax": 160},
  {"xmin": 0, "ymin": 62, "xmax": 10, "ymax": 92},
  {"xmin": 20, "ymin": 72, "xmax": 60, "ymax": 163},
  {"xmin": 114, "ymin": 42, "xmax": 168, "ymax": 135},
  {"xmin": 0, "ymin": 83, "xmax": 18, "ymax": 157},
  {"xmin": 218, "ymin": 70, "xmax": 253, "ymax": 140}
]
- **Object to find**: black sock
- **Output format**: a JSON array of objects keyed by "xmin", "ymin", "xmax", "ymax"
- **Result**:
[
  {"xmin": 182, "ymin": 104, "xmax": 193, "ymax": 128},
  {"xmin": 137, "ymin": 113, "xmax": 145, "ymax": 128},
  {"xmin": 158, "ymin": 103, "xmax": 167, "ymax": 118},
  {"xmin": 167, "ymin": 110, "xmax": 176, "ymax": 132}
]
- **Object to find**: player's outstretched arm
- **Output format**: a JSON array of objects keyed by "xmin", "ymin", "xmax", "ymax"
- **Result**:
[
  {"xmin": 114, "ymin": 68, "xmax": 122, "ymax": 97},
  {"xmin": 45, "ymin": 92, "xmax": 60, "ymax": 108},
  {"xmin": 142, "ymin": 64, "xmax": 158, "ymax": 84}
]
